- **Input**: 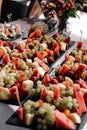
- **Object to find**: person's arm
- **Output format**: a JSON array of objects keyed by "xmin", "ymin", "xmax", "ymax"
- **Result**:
[{"xmin": 28, "ymin": 0, "xmax": 41, "ymax": 18}]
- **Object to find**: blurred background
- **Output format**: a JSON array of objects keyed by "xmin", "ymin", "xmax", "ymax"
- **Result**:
[{"xmin": 0, "ymin": 0, "xmax": 87, "ymax": 23}]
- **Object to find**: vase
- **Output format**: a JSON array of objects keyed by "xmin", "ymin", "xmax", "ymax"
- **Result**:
[{"xmin": 58, "ymin": 17, "xmax": 67, "ymax": 34}]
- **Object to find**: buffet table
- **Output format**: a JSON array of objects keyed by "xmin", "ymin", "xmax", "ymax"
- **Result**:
[{"xmin": 0, "ymin": 11, "xmax": 87, "ymax": 130}]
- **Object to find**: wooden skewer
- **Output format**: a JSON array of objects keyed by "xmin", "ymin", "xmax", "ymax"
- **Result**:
[
  {"xmin": 80, "ymin": 30, "xmax": 83, "ymax": 41},
  {"xmin": 15, "ymin": 90, "xmax": 22, "ymax": 108}
]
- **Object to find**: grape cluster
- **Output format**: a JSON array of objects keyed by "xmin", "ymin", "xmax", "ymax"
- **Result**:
[
  {"xmin": 23, "ymin": 100, "xmax": 39, "ymax": 114},
  {"xmin": 28, "ymin": 80, "xmax": 45, "ymax": 98},
  {"xmin": 23, "ymin": 100, "xmax": 56, "ymax": 130},
  {"xmin": 0, "ymin": 59, "xmax": 33, "ymax": 88},
  {"xmin": 53, "ymin": 96, "xmax": 78, "ymax": 111},
  {"xmin": 36, "ymin": 103, "xmax": 56, "ymax": 130}
]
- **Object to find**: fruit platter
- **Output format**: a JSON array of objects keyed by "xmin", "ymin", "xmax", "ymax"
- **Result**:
[
  {"xmin": 54, "ymin": 41, "xmax": 87, "ymax": 81},
  {"xmin": 0, "ymin": 43, "xmax": 49, "ymax": 104},
  {"xmin": 6, "ymin": 73, "xmax": 87, "ymax": 130},
  {"xmin": 15, "ymin": 29, "xmax": 72, "ymax": 68},
  {"xmin": 0, "ymin": 29, "xmax": 74, "ymax": 105},
  {"xmin": 4, "ymin": 35, "xmax": 87, "ymax": 130},
  {"xmin": 0, "ymin": 23, "xmax": 24, "ymax": 41},
  {"xmin": 0, "ymin": 27, "xmax": 87, "ymax": 130}
]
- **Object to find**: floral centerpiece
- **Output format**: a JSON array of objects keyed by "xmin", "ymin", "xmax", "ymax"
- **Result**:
[{"xmin": 40, "ymin": 0, "xmax": 87, "ymax": 33}]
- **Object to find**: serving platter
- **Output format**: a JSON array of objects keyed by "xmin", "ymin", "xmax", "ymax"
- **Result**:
[
  {"xmin": 0, "ymin": 23, "xmax": 24, "ymax": 41},
  {"xmin": 0, "ymin": 25, "xmax": 87, "ymax": 129},
  {"xmin": 0, "ymin": 40, "xmax": 75, "ymax": 105},
  {"xmin": 6, "ymin": 111, "xmax": 87, "ymax": 130},
  {"xmin": 50, "ymin": 41, "xmax": 75, "ymax": 68},
  {"xmin": 0, "ymin": 95, "xmax": 28, "ymax": 105},
  {"xmin": 0, "ymin": 29, "xmax": 76, "ymax": 106},
  {"xmin": 5, "ymin": 42, "xmax": 87, "ymax": 130},
  {"xmin": 51, "ymin": 42, "xmax": 87, "ymax": 82}
]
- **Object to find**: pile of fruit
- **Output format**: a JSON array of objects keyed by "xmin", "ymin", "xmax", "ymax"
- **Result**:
[
  {"xmin": 0, "ymin": 23, "xmax": 23, "ymax": 40},
  {"xmin": 0, "ymin": 29, "xmax": 70, "ymax": 101},
  {"xmin": 0, "ymin": 29, "xmax": 87, "ymax": 130},
  {"xmin": 16, "ymin": 41, "xmax": 87, "ymax": 130}
]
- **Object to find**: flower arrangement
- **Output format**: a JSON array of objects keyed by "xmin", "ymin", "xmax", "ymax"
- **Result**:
[{"xmin": 40, "ymin": 0, "xmax": 87, "ymax": 33}]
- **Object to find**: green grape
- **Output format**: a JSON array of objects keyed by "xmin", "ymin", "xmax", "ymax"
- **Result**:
[
  {"xmin": 46, "ymin": 95, "xmax": 52, "ymax": 103},
  {"xmin": 51, "ymin": 105, "xmax": 56, "ymax": 110},
  {"xmin": 24, "ymin": 100, "xmax": 31, "ymax": 107},
  {"xmin": 44, "ymin": 35, "xmax": 52, "ymax": 44},
  {"xmin": 20, "ymin": 62, "xmax": 27, "ymax": 70},
  {"xmin": 27, "ymin": 52, "xmax": 34, "ymax": 59},
  {"xmin": 5, "ymin": 46, "xmax": 11, "ymax": 54},
  {"xmin": 72, "ymin": 49, "xmax": 78, "ymax": 56},
  {"xmin": 36, "ymin": 80, "xmax": 42, "ymax": 86},
  {"xmin": 28, "ymin": 88, "xmax": 35, "ymax": 96},
  {"xmin": 0, "ymin": 79, "xmax": 4, "ymax": 86},
  {"xmin": 27, "ymin": 69, "xmax": 33, "ymax": 79},
  {"xmin": 6, "ymin": 76, "xmax": 10, "ymax": 82},
  {"xmin": 55, "ymin": 65, "xmax": 61, "ymax": 75},
  {"xmin": 9, "ymin": 73, "xmax": 16, "ymax": 77},
  {"xmin": 33, "ymin": 40, "xmax": 40, "ymax": 45},
  {"xmin": 67, "ymin": 102, "xmax": 73, "ymax": 110},
  {"xmin": 37, "ymin": 35, "xmax": 43, "ymax": 42},
  {"xmin": 72, "ymin": 98, "xmax": 78, "ymax": 108},
  {"xmin": 36, "ymin": 103, "xmax": 55, "ymax": 129},
  {"xmin": 34, "ymin": 102, "xmax": 39, "ymax": 108},
  {"xmin": 36, "ymin": 88, "xmax": 41, "ymax": 94},
  {"xmin": 68, "ymin": 96, "xmax": 73, "ymax": 101},
  {"xmin": 53, "ymin": 96, "xmax": 78, "ymax": 111},
  {"xmin": 61, "ymin": 90, "xmax": 66, "ymax": 95},
  {"xmin": 15, "ymin": 73, "xmax": 20, "ymax": 79},
  {"xmin": 38, "ymin": 107, "xmax": 45, "ymax": 115},
  {"xmin": 68, "ymin": 88, "xmax": 73, "ymax": 96},
  {"xmin": 61, "ymin": 88, "xmax": 73, "ymax": 97},
  {"xmin": 23, "ymin": 105, "xmax": 31, "ymax": 114},
  {"xmin": 78, "ymin": 50, "xmax": 83, "ymax": 56}
]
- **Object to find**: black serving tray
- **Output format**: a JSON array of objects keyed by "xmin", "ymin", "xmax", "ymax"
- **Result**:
[
  {"xmin": 0, "ymin": 41, "xmax": 75, "ymax": 105},
  {"xmin": 0, "ymin": 29, "xmax": 25, "ymax": 41},
  {"xmin": 50, "ymin": 41, "xmax": 75, "ymax": 68},
  {"xmin": 8, "ymin": 31, "xmax": 25, "ymax": 41},
  {"xmin": 0, "ymin": 95, "xmax": 29, "ymax": 106},
  {"xmin": 5, "ymin": 40, "xmax": 87, "ymax": 130},
  {"xmin": 6, "ymin": 108, "xmax": 87, "ymax": 130},
  {"xmin": 49, "ymin": 41, "xmax": 76, "ymax": 76}
]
